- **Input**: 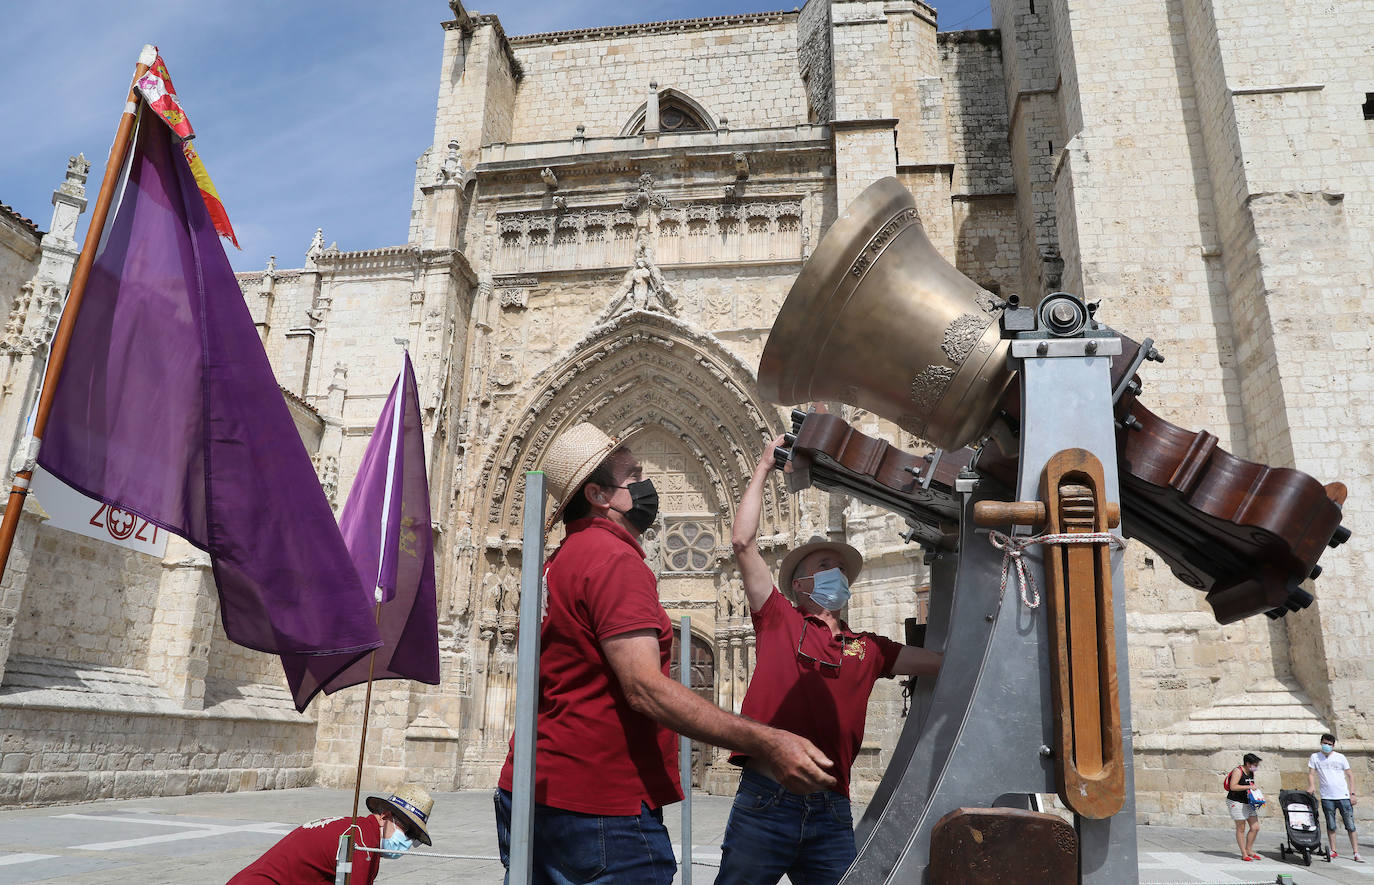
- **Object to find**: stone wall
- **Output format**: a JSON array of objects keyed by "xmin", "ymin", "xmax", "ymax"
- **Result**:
[
  {"xmin": 0, "ymin": 675, "xmax": 315, "ymax": 806},
  {"xmin": 993, "ymin": 0, "xmax": 1374, "ymax": 828},
  {"xmin": 11, "ymin": 529, "xmax": 163, "ymax": 670},
  {"xmin": 506, "ymin": 15, "xmax": 808, "ymax": 141},
  {"xmin": 797, "ymin": 0, "xmax": 834, "ymax": 122},
  {"xmin": 939, "ymin": 30, "xmax": 1014, "ymax": 195},
  {"xmin": 0, "ymin": 209, "xmax": 40, "ymax": 327}
]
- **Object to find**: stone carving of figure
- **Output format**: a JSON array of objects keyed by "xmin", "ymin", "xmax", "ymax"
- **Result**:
[
  {"xmin": 497, "ymin": 566, "xmax": 520, "ymax": 617},
  {"xmin": 478, "ymin": 567, "xmax": 502, "ymax": 638},
  {"xmin": 437, "ymin": 138, "xmax": 464, "ymax": 184},
  {"xmin": 640, "ymin": 523, "xmax": 662, "ymax": 574},
  {"xmin": 605, "ymin": 250, "xmax": 677, "ymax": 319}
]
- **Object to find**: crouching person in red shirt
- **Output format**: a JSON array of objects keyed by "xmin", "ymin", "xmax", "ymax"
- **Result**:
[
  {"xmin": 714, "ymin": 435, "xmax": 943, "ymax": 885},
  {"xmin": 228, "ymin": 783, "xmax": 434, "ymax": 884},
  {"xmin": 495, "ymin": 423, "xmax": 837, "ymax": 884}
]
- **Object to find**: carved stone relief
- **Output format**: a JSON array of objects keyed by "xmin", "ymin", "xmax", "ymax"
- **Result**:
[
  {"xmin": 491, "ymin": 352, "xmax": 520, "ymax": 388},
  {"xmin": 495, "ymin": 196, "xmax": 803, "ymax": 274}
]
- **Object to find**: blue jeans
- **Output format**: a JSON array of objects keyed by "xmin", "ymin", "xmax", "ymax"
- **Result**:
[
  {"xmin": 494, "ymin": 788, "xmax": 676, "ymax": 884},
  {"xmin": 1322, "ymin": 797, "xmax": 1357, "ymax": 832},
  {"xmin": 714, "ymin": 769, "xmax": 856, "ymax": 885}
]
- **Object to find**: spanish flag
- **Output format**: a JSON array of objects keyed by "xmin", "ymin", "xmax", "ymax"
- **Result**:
[
  {"xmin": 181, "ymin": 141, "xmax": 240, "ymax": 249},
  {"xmin": 134, "ymin": 49, "xmax": 239, "ymax": 249}
]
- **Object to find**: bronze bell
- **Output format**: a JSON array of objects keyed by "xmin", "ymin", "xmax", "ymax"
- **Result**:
[{"xmin": 758, "ymin": 177, "xmax": 1012, "ymax": 450}]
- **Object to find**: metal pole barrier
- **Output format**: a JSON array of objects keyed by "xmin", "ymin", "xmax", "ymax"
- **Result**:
[
  {"xmin": 679, "ymin": 615, "xmax": 693, "ymax": 885},
  {"xmin": 509, "ymin": 471, "xmax": 547, "ymax": 885},
  {"xmin": 334, "ymin": 832, "xmax": 354, "ymax": 885}
]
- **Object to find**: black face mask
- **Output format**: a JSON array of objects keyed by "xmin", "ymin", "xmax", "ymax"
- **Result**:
[{"xmin": 614, "ymin": 479, "xmax": 659, "ymax": 533}]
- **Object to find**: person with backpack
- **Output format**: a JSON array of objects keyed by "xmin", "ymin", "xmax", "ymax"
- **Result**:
[{"xmin": 1226, "ymin": 753, "xmax": 1264, "ymax": 861}]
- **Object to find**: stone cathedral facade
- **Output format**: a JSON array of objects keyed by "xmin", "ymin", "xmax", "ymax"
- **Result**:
[{"xmin": 1, "ymin": 0, "xmax": 1370, "ymax": 827}]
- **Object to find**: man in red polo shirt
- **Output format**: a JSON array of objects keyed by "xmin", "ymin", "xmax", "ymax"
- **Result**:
[
  {"xmin": 229, "ymin": 783, "xmax": 434, "ymax": 884},
  {"xmin": 494, "ymin": 423, "xmax": 836, "ymax": 885},
  {"xmin": 714, "ymin": 435, "xmax": 943, "ymax": 885}
]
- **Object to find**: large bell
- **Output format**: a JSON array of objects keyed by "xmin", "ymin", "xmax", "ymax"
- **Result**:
[{"xmin": 758, "ymin": 177, "xmax": 1012, "ymax": 450}]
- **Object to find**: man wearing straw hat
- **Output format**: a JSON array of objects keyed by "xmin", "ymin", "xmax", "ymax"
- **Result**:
[
  {"xmin": 228, "ymin": 783, "xmax": 433, "ymax": 884},
  {"xmin": 713, "ymin": 435, "xmax": 943, "ymax": 885},
  {"xmin": 495, "ymin": 422, "xmax": 837, "ymax": 884}
]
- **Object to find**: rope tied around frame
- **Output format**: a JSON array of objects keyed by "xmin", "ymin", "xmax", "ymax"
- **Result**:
[{"xmin": 988, "ymin": 530, "xmax": 1126, "ymax": 609}]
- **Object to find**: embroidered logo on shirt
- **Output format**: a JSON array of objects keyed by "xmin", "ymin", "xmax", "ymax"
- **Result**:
[
  {"xmin": 842, "ymin": 638, "xmax": 866, "ymax": 660},
  {"xmin": 303, "ymin": 816, "xmax": 344, "ymax": 829}
]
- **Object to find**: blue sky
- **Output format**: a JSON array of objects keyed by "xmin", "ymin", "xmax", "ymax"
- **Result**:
[{"xmin": 0, "ymin": 1, "xmax": 992, "ymax": 272}]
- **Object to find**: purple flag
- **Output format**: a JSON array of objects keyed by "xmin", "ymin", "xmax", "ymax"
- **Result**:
[
  {"xmin": 36, "ymin": 111, "xmax": 382, "ymax": 660},
  {"xmin": 282, "ymin": 355, "xmax": 440, "ymax": 712}
]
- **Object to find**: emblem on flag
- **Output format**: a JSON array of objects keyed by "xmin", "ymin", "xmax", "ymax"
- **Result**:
[{"xmin": 135, "ymin": 51, "xmax": 195, "ymax": 141}]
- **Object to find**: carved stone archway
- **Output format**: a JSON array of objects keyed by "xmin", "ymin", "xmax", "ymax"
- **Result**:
[{"xmin": 475, "ymin": 309, "xmax": 792, "ymax": 539}]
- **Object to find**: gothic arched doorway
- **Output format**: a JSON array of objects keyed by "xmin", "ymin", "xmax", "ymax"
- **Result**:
[{"xmin": 669, "ymin": 626, "xmax": 716, "ymax": 789}]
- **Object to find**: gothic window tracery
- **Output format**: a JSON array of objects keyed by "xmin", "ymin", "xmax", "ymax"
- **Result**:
[
  {"xmin": 659, "ymin": 101, "xmax": 708, "ymax": 133},
  {"xmin": 621, "ymin": 88, "xmax": 717, "ymax": 136},
  {"xmin": 664, "ymin": 520, "xmax": 717, "ymax": 573}
]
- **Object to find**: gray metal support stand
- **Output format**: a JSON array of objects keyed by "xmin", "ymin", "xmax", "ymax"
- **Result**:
[
  {"xmin": 854, "ymin": 547, "xmax": 958, "ymax": 843},
  {"xmin": 1014, "ymin": 341, "xmax": 1137, "ymax": 884},
  {"xmin": 842, "ymin": 485, "xmax": 1055, "ymax": 882},
  {"xmin": 844, "ymin": 337, "xmax": 1137, "ymax": 883},
  {"xmin": 509, "ymin": 471, "xmax": 547, "ymax": 885},
  {"xmin": 679, "ymin": 615, "xmax": 693, "ymax": 885}
]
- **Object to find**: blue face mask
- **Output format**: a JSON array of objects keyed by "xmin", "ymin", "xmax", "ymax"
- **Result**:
[
  {"xmin": 1321, "ymin": 744, "xmax": 1334, "ymax": 755},
  {"xmin": 381, "ymin": 829, "xmax": 413, "ymax": 859},
  {"xmin": 806, "ymin": 567, "xmax": 852, "ymax": 611}
]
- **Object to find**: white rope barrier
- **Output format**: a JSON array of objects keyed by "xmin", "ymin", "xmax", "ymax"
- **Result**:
[{"xmin": 351, "ymin": 846, "xmax": 502, "ymax": 860}]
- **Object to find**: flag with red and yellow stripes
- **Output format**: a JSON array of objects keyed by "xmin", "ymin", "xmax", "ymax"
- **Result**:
[
  {"xmin": 180, "ymin": 142, "xmax": 239, "ymax": 249},
  {"xmin": 134, "ymin": 48, "xmax": 239, "ymax": 249}
]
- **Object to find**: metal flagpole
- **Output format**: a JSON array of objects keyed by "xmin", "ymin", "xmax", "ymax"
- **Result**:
[
  {"xmin": 0, "ymin": 45, "xmax": 153, "ymax": 585},
  {"xmin": 679, "ymin": 615, "xmax": 693, "ymax": 885},
  {"xmin": 510, "ymin": 471, "xmax": 548, "ymax": 885}
]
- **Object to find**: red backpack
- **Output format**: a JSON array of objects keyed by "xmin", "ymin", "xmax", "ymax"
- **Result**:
[{"xmin": 1223, "ymin": 767, "xmax": 1240, "ymax": 793}]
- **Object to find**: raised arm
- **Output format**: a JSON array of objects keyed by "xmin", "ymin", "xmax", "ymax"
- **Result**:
[
  {"xmin": 733, "ymin": 435, "xmax": 786, "ymax": 612},
  {"xmin": 602, "ymin": 629, "xmax": 836, "ymax": 795}
]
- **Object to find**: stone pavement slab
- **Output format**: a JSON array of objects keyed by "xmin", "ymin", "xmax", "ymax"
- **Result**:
[{"xmin": 0, "ymin": 788, "xmax": 1370, "ymax": 884}]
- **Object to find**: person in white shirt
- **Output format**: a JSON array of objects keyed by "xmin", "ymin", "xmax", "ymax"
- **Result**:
[{"xmin": 1308, "ymin": 732, "xmax": 1361, "ymax": 862}]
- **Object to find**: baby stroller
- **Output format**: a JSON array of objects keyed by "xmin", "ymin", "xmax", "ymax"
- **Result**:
[{"xmin": 1277, "ymin": 789, "xmax": 1328, "ymax": 865}]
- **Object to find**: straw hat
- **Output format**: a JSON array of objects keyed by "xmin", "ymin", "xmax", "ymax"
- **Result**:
[
  {"xmin": 778, "ymin": 536, "xmax": 863, "ymax": 597},
  {"xmin": 366, "ymin": 782, "xmax": 435, "ymax": 846},
  {"xmin": 541, "ymin": 422, "xmax": 640, "ymax": 527}
]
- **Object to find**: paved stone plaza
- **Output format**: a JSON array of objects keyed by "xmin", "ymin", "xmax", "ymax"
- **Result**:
[{"xmin": 0, "ymin": 788, "xmax": 1370, "ymax": 884}]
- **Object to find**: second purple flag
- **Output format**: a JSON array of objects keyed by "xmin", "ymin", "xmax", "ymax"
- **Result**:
[{"xmin": 282, "ymin": 354, "xmax": 440, "ymax": 712}]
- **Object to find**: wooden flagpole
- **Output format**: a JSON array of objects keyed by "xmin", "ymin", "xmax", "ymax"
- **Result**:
[
  {"xmin": 0, "ymin": 45, "xmax": 155, "ymax": 585},
  {"xmin": 337, "ymin": 603, "xmax": 382, "ymax": 885},
  {"xmin": 341, "ymin": 346, "xmax": 408, "ymax": 884},
  {"xmin": 349, "ymin": 606, "xmax": 383, "ymax": 822}
]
